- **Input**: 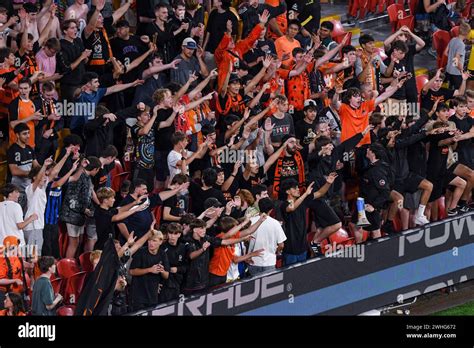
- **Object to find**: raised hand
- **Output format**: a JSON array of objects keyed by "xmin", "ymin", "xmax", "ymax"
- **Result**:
[
  {"xmin": 258, "ymin": 9, "xmax": 270, "ymax": 25},
  {"xmin": 326, "ymin": 172, "xmax": 338, "ymax": 184}
]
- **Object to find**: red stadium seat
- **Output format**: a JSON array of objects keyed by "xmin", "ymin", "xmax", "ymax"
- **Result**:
[
  {"xmin": 450, "ymin": 26, "xmax": 460, "ymax": 37},
  {"xmin": 58, "ymin": 223, "xmax": 68, "ymax": 259},
  {"xmin": 328, "ymin": 228, "xmax": 355, "ymax": 247},
  {"xmin": 79, "ymin": 251, "xmax": 94, "ymax": 273},
  {"xmin": 432, "ymin": 30, "xmax": 451, "ymax": 68},
  {"xmin": 408, "ymin": 0, "xmax": 419, "ymax": 15},
  {"xmin": 63, "ymin": 271, "xmax": 87, "ymax": 305},
  {"xmin": 56, "ymin": 258, "xmax": 81, "ymax": 279},
  {"xmin": 438, "ymin": 196, "xmax": 447, "ymax": 220},
  {"xmin": 416, "ymin": 74, "xmax": 429, "ymax": 94},
  {"xmin": 398, "ymin": 14, "xmax": 414, "ymax": 31},
  {"xmin": 57, "ymin": 305, "xmax": 76, "ymax": 316},
  {"xmin": 387, "ymin": 4, "xmax": 405, "ymax": 32},
  {"xmin": 51, "ymin": 277, "xmax": 62, "ymax": 295},
  {"xmin": 110, "ymin": 159, "xmax": 130, "ymax": 193}
]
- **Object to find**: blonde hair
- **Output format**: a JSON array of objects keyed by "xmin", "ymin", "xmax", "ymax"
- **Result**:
[
  {"xmin": 152, "ymin": 88, "xmax": 171, "ymax": 105},
  {"xmin": 149, "ymin": 230, "xmax": 164, "ymax": 241},
  {"xmin": 97, "ymin": 187, "xmax": 115, "ymax": 203},
  {"xmin": 460, "ymin": 21, "xmax": 471, "ymax": 36},
  {"xmin": 90, "ymin": 250, "xmax": 102, "ymax": 263}
]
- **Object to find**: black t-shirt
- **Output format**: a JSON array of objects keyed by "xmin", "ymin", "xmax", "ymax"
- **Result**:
[
  {"xmin": 205, "ymin": 9, "xmax": 239, "ymax": 54},
  {"xmin": 450, "ymin": 115, "xmax": 474, "ymax": 168},
  {"xmin": 238, "ymin": 168, "xmax": 265, "ymax": 192},
  {"xmin": 130, "ymin": 247, "xmax": 170, "ymax": 307},
  {"xmin": 383, "ymin": 58, "xmax": 408, "ymax": 100},
  {"xmin": 295, "ymin": 119, "xmax": 317, "ymax": 147},
  {"xmin": 110, "ymin": 35, "xmax": 148, "ymax": 83},
  {"xmin": 162, "ymin": 241, "xmax": 188, "ymax": 289},
  {"xmin": 281, "ymin": 196, "xmax": 312, "ymax": 254},
  {"xmin": 426, "ymin": 133, "xmax": 452, "ymax": 179},
  {"xmin": 93, "ymin": 163, "xmax": 115, "ymax": 190},
  {"xmin": 189, "ymin": 181, "xmax": 227, "ymax": 215},
  {"xmin": 82, "ymin": 17, "xmax": 114, "ymax": 66},
  {"xmin": 155, "ymin": 108, "xmax": 175, "ymax": 152},
  {"xmin": 268, "ymin": 154, "xmax": 301, "ymax": 197},
  {"xmin": 163, "ymin": 192, "xmax": 188, "ymax": 221},
  {"xmin": 421, "ymin": 88, "xmax": 455, "ymax": 111},
  {"xmin": 7, "ymin": 143, "xmax": 35, "ymax": 188},
  {"xmin": 56, "ymin": 38, "xmax": 86, "ymax": 86},
  {"xmin": 94, "ymin": 206, "xmax": 118, "ymax": 250},
  {"xmin": 183, "ymin": 235, "xmax": 222, "ymax": 290}
]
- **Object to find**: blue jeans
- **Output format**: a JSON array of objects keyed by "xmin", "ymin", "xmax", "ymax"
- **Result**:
[
  {"xmin": 248, "ymin": 265, "xmax": 275, "ymax": 276},
  {"xmin": 283, "ymin": 252, "xmax": 307, "ymax": 266}
]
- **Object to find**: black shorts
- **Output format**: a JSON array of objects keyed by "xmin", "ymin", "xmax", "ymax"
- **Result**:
[
  {"xmin": 351, "ymin": 209, "xmax": 382, "ymax": 232},
  {"xmin": 445, "ymin": 72, "xmax": 463, "ymax": 90},
  {"xmin": 428, "ymin": 168, "xmax": 457, "ymax": 202},
  {"xmin": 394, "ymin": 172, "xmax": 424, "ymax": 194},
  {"xmin": 309, "ymin": 199, "xmax": 341, "ymax": 228}
]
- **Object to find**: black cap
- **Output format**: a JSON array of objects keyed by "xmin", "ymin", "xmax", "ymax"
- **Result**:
[
  {"xmin": 229, "ymin": 73, "xmax": 241, "ymax": 84},
  {"xmin": 204, "ymin": 197, "xmax": 223, "ymax": 209},
  {"xmin": 115, "ymin": 19, "xmax": 130, "ymax": 28}
]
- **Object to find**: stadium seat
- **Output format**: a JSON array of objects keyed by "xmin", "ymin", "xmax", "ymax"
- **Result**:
[
  {"xmin": 51, "ymin": 277, "xmax": 62, "ymax": 295},
  {"xmin": 408, "ymin": 0, "xmax": 419, "ymax": 15},
  {"xmin": 397, "ymin": 14, "xmax": 414, "ymax": 31},
  {"xmin": 63, "ymin": 271, "xmax": 87, "ymax": 305},
  {"xmin": 387, "ymin": 4, "xmax": 405, "ymax": 32},
  {"xmin": 438, "ymin": 196, "xmax": 447, "ymax": 220},
  {"xmin": 328, "ymin": 228, "xmax": 355, "ymax": 247},
  {"xmin": 58, "ymin": 223, "xmax": 68, "ymax": 259},
  {"xmin": 110, "ymin": 159, "xmax": 130, "ymax": 193},
  {"xmin": 450, "ymin": 26, "xmax": 459, "ymax": 37},
  {"xmin": 57, "ymin": 305, "xmax": 76, "ymax": 316},
  {"xmin": 79, "ymin": 252, "xmax": 94, "ymax": 273},
  {"xmin": 432, "ymin": 30, "xmax": 450, "ymax": 68},
  {"xmin": 416, "ymin": 74, "xmax": 429, "ymax": 94},
  {"xmin": 57, "ymin": 258, "xmax": 81, "ymax": 279}
]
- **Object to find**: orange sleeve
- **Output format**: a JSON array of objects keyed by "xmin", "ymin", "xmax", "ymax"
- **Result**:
[
  {"xmin": 217, "ymin": 58, "xmax": 231, "ymax": 94},
  {"xmin": 235, "ymin": 24, "xmax": 263, "ymax": 58},
  {"xmin": 365, "ymin": 99, "xmax": 376, "ymax": 113},
  {"xmin": 277, "ymin": 68, "xmax": 290, "ymax": 80},
  {"xmin": 215, "ymin": 32, "xmax": 232, "ymax": 68}
]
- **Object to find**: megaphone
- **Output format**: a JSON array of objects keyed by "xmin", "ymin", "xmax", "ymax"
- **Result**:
[{"xmin": 356, "ymin": 197, "xmax": 371, "ymax": 227}]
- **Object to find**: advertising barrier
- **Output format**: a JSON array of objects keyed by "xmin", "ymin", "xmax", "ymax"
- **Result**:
[{"xmin": 133, "ymin": 213, "xmax": 474, "ymax": 316}]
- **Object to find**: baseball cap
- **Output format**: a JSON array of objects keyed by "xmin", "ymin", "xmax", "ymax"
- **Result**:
[
  {"xmin": 229, "ymin": 72, "xmax": 241, "ymax": 84},
  {"xmin": 115, "ymin": 19, "xmax": 130, "ymax": 28},
  {"xmin": 182, "ymin": 37, "xmax": 197, "ymax": 50},
  {"xmin": 204, "ymin": 197, "xmax": 223, "ymax": 209},
  {"xmin": 303, "ymin": 99, "xmax": 318, "ymax": 111}
]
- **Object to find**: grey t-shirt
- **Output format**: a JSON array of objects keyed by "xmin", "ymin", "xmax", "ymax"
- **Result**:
[
  {"xmin": 446, "ymin": 38, "xmax": 465, "ymax": 76},
  {"xmin": 32, "ymin": 277, "xmax": 55, "ymax": 316},
  {"xmin": 270, "ymin": 113, "xmax": 295, "ymax": 145},
  {"xmin": 170, "ymin": 55, "xmax": 201, "ymax": 87}
]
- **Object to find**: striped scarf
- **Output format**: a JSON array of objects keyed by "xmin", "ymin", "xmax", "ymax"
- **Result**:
[{"xmin": 272, "ymin": 150, "xmax": 305, "ymax": 199}]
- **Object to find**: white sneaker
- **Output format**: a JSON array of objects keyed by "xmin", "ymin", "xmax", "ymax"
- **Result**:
[{"xmin": 414, "ymin": 214, "xmax": 429, "ymax": 225}]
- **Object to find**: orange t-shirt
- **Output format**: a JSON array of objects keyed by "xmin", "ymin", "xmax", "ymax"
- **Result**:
[
  {"xmin": 339, "ymin": 99, "xmax": 376, "ymax": 146},
  {"xmin": 9, "ymin": 99, "xmax": 36, "ymax": 148},
  {"xmin": 0, "ymin": 309, "xmax": 26, "ymax": 316},
  {"xmin": 274, "ymin": 36, "xmax": 301, "ymax": 67},
  {"xmin": 208, "ymin": 232, "xmax": 240, "ymax": 277},
  {"xmin": 0, "ymin": 256, "xmax": 24, "ymax": 293}
]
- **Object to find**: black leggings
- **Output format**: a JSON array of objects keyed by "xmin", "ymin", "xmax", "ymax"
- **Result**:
[{"xmin": 42, "ymin": 224, "xmax": 60, "ymax": 259}]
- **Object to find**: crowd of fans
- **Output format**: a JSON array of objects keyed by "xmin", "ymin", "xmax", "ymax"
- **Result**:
[{"xmin": 0, "ymin": 0, "xmax": 473, "ymax": 316}]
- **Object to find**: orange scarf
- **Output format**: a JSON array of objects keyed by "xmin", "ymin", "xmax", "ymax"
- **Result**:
[{"xmin": 272, "ymin": 150, "xmax": 305, "ymax": 199}]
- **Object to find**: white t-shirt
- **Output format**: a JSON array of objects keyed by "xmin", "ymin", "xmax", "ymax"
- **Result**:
[
  {"xmin": 167, "ymin": 149, "xmax": 192, "ymax": 181},
  {"xmin": 0, "ymin": 200, "xmax": 26, "ymax": 245},
  {"xmin": 248, "ymin": 216, "xmax": 287, "ymax": 267},
  {"xmin": 227, "ymin": 241, "xmax": 246, "ymax": 282},
  {"xmin": 24, "ymin": 183, "xmax": 47, "ymax": 231}
]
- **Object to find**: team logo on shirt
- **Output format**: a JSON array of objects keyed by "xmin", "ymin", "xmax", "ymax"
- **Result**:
[{"xmin": 379, "ymin": 179, "xmax": 386, "ymax": 187}]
